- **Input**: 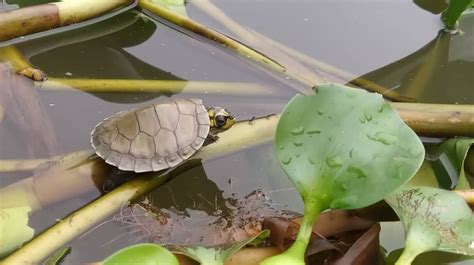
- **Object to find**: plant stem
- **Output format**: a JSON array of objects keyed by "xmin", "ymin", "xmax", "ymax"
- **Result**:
[
  {"xmin": 285, "ymin": 199, "xmax": 324, "ymax": 260},
  {"xmin": 392, "ymin": 102, "xmax": 474, "ymax": 137},
  {"xmin": 1, "ymin": 102, "xmax": 473, "ymax": 173},
  {"xmin": 394, "ymin": 247, "xmax": 419, "ymax": 265},
  {"xmin": 441, "ymin": 0, "xmax": 473, "ymax": 29},
  {"xmin": 454, "ymin": 189, "xmax": 474, "ymax": 206},
  {"xmin": 0, "ymin": 0, "xmax": 133, "ymax": 42},
  {"xmin": 37, "ymin": 78, "xmax": 275, "ymax": 96}
]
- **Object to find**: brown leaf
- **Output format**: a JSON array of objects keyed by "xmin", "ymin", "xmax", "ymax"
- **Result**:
[
  {"xmin": 332, "ymin": 224, "xmax": 381, "ymax": 265},
  {"xmin": 263, "ymin": 210, "xmax": 381, "ymax": 265}
]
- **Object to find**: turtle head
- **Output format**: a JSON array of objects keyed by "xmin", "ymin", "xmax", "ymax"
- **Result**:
[{"xmin": 207, "ymin": 107, "xmax": 235, "ymax": 134}]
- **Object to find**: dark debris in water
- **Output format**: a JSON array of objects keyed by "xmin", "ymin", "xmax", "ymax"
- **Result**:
[{"xmin": 111, "ymin": 189, "xmax": 298, "ymax": 247}]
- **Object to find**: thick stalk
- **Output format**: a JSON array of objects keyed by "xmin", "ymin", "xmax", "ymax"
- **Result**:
[
  {"xmin": 1, "ymin": 115, "xmax": 277, "ymax": 264},
  {"xmin": 0, "ymin": 46, "xmax": 47, "ymax": 80},
  {"xmin": 261, "ymin": 198, "xmax": 324, "ymax": 265},
  {"xmin": 37, "ymin": 78, "xmax": 275, "ymax": 96},
  {"xmin": 454, "ymin": 189, "xmax": 474, "ymax": 206},
  {"xmin": 285, "ymin": 199, "xmax": 324, "ymax": 259},
  {"xmin": 394, "ymin": 248, "xmax": 419, "ymax": 265},
  {"xmin": 1, "ymin": 102, "xmax": 473, "ymax": 173},
  {"xmin": 0, "ymin": 0, "xmax": 133, "ymax": 41},
  {"xmin": 392, "ymin": 102, "xmax": 474, "ymax": 137},
  {"xmin": 138, "ymin": 0, "xmax": 314, "ymax": 94}
]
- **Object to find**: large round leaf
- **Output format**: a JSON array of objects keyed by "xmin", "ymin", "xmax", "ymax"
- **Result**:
[
  {"xmin": 275, "ymin": 83, "xmax": 425, "ymax": 210},
  {"xmin": 102, "ymin": 243, "xmax": 178, "ymax": 265}
]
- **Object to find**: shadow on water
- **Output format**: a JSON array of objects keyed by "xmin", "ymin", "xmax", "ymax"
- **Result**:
[{"xmin": 354, "ymin": 12, "xmax": 473, "ymax": 104}]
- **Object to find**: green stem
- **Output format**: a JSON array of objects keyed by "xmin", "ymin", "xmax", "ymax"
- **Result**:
[
  {"xmin": 261, "ymin": 198, "xmax": 324, "ymax": 264},
  {"xmin": 285, "ymin": 199, "xmax": 324, "ymax": 260},
  {"xmin": 395, "ymin": 248, "xmax": 418, "ymax": 265}
]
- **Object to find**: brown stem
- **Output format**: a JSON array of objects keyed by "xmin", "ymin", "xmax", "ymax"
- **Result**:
[
  {"xmin": 392, "ymin": 102, "xmax": 474, "ymax": 137},
  {"xmin": 0, "ymin": 0, "xmax": 133, "ymax": 41},
  {"xmin": 454, "ymin": 190, "xmax": 474, "ymax": 206}
]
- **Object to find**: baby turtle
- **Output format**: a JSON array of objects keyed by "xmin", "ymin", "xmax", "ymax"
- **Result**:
[{"xmin": 90, "ymin": 98, "xmax": 235, "ymax": 173}]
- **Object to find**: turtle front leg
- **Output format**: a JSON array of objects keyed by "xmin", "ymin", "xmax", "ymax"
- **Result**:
[{"xmin": 203, "ymin": 133, "xmax": 219, "ymax": 146}]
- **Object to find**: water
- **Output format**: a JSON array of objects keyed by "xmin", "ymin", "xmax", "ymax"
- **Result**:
[{"xmin": 0, "ymin": 0, "xmax": 472, "ymax": 264}]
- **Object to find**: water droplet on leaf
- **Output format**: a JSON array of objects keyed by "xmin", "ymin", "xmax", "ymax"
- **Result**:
[
  {"xmin": 326, "ymin": 156, "xmax": 343, "ymax": 167},
  {"xmin": 367, "ymin": 132, "xmax": 397, "ymax": 145},
  {"xmin": 291, "ymin": 126, "xmax": 305, "ymax": 135},
  {"xmin": 307, "ymin": 128, "xmax": 322, "ymax": 135},
  {"xmin": 293, "ymin": 140, "xmax": 303, "ymax": 146},
  {"xmin": 364, "ymin": 112, "xmax": 373, "ymax": 122},
  {"xmin": 281, "ymin": 157, "xmax": 292, "ymax": 165},
  {"xmin": 347, "ymin": 165, "xmax": 367, "ymax": 179}
]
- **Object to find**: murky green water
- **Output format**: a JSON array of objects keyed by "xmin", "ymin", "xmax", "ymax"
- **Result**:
[{"xmin": 0, "ymin": 0, "xmax": 472, "ymax": 264}]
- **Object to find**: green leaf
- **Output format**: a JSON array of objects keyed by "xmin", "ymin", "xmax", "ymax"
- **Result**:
[
  {"xmin": 386, "ymin": 186, "xmax": 474, "ymax": 265},
  {"xmin": 0, "ymin": 206, "xmax": 34, "ymax": 257},
  {"xmin": 426, "ymin": 138, "xmax": 474, "ymax": 189},
  {"xmin": 441, "ymin": 0, "xmax": 473, "ymax": 29},
  {"xmin": 102, "ymin": 244, "xmax": 179, "ymax": 265},
  {"xmin": 173, "ymin": 230, "xmax": 270, "ymax": 265},
  {"xmin": 263, "ymin": 83, "xmax": 424, "ymax": 265}
]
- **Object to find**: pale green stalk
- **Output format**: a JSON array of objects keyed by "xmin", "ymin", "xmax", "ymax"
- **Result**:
[
  {"xmin": 261, "ymin": 199, "xmax": 324, "ymax": 265},
  {"xmin": 37, "ymin": 78, "xmax": 275, "ymax": 96}
]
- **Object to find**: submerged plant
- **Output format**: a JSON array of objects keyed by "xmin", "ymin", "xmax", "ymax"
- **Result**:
[
  {"xmin": 103, "ymin": 243, "xmax": 179, "ymax": 265},
  {"xmin": 102, "ymin": 230, "xmax": 269, "ymax": 265},
  {"xmin": 262, "ymin": 84, "xmax": 425, "ymax": 264}
]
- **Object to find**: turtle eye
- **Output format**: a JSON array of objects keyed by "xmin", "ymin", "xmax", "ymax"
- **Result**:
[{"xmin": 215, "ymin": 115, "xmax": 227, "ymax": 128}]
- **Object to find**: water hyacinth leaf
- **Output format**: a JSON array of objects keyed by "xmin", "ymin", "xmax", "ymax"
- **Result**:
[
  {"xmin": 386, "ymin": 186, "xmax": 474, "ymax": 265},
  {"xmin": 0, "ymin": 206, "xmax": 34, "ymax": 257},
  {"xmin": 426, "ymin": 138, "xmax": 474, "ymax": 189},
  {"xmin": 264, "ymin": 83, "xmax": 424, "ymax": 265},
  {"xmin": 102, "ymin": 243, "xmax": 179, "ymax": 265},
  {"xmin": 275, "ymin": 84, "xmax": 424, "ymax": 210},
  {"xmin": 441, "ymin": 0, "xmax": 473, "ymax": 29},
  {"xmin": 173, "ymin": 230, "xmax": 270, "ymax": 265}
]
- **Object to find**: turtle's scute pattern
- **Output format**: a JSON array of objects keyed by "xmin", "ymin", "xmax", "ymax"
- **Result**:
[{"xmin": 91, "ymin": 99, "xmax": 209, "ymax": 172}]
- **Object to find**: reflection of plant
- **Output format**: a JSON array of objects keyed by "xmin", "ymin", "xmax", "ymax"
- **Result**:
[{"xmin": 262, "ymin": 84, "xmax": 425, "ymax": 265}]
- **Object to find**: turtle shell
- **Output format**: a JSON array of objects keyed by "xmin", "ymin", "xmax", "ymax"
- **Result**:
[{"xmin": 90, "ymin": 99, "xmax": 210, "ymax": 173}]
